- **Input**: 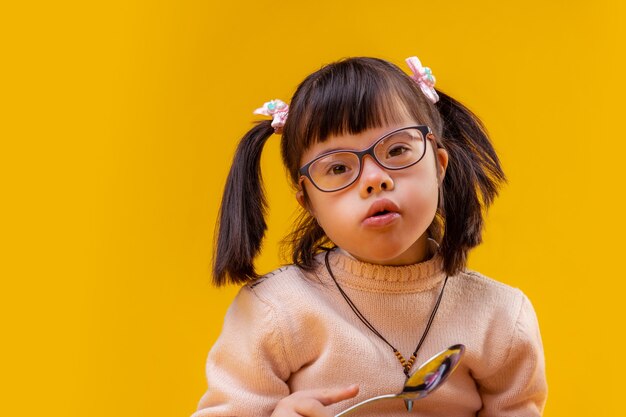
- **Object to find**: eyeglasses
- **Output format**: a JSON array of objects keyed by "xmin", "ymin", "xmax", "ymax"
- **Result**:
[{"xmin": 299, "ymin": 125, "xmax": 432, "ymax": 192}]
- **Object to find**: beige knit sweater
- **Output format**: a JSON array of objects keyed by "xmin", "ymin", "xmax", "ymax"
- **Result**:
[{"xmin": 192, "ymin": 249, "xmax": 547, "ymax": 416}]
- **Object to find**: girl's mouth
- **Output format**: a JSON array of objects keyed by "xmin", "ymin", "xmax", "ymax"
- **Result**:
[
  {"xmin": 363, "ymin": 199, "xmax": 401, "ymax": 227},
  {"xmin": 363, "ymin": 211, "xmax": 400, "ymax": 227}
]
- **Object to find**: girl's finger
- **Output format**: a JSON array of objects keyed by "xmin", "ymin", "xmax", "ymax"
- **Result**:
[
  {"xmin": 272, "ymin": 385, "xmax": 360, "ymax": 417},
  {"xmin": 293, "ymin": 398, "xmax": 328, "ymax": 417},
  {"xmin": 312, "ymin": 384, "xmax": 359, "ymax": 406}
]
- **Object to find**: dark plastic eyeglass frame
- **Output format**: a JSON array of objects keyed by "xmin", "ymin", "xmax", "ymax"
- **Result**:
[{"xmin": 298, "ymin": 125, "xmax": 432, "ymax": 192}]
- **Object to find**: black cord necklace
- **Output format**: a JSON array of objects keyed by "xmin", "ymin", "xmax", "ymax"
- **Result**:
[{"xmin": 324, "ymin": 249, "xmax": 449, "ymax": 378}]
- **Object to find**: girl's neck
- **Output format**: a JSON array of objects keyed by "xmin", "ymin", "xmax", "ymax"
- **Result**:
[{"xmin": 324, "ymin": 245, "xmax": 446, "ymax": 293}]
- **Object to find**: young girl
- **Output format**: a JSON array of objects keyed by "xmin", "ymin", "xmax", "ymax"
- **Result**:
[{"xmin": 192, "ymin": 56, "xmax": 547, "ymax": 417}]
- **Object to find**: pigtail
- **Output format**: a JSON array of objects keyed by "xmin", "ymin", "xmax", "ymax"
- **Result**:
[
  {"xmin": 213, "ymin": 121, "xmax": 275, "ymax": 286},
  {"xmin": 435, "ymin": 90, "xmax": 507, "ymax": 276}
]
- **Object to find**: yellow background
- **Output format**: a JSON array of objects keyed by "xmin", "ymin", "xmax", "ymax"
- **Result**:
[{"xmin": 1, "ymin": 1, "xmax": 624, "ymax": 416}]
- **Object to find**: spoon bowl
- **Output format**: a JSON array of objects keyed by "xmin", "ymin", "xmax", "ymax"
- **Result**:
[
  {"xmin": 401, "ymin": 343, "xmax": 465, "ymax": 399},
  {"xmin": 334, "ymin": 344, "xmax": 465, "ymax": 416}
]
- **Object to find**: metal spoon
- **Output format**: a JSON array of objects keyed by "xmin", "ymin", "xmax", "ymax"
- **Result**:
[{"xmin": 334, "ymin": 344, "xmax": 465, "ymax": 416}]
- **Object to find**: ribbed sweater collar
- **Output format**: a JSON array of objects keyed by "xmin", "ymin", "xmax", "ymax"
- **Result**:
[{"xmin": 321, "ymin": 247, "xmax": 447, "ymax": 294}]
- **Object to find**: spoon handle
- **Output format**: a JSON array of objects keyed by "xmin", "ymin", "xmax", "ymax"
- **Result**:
[{"xmin": 334, "ymin": 394, "xmax": 398, "ymax": 417}]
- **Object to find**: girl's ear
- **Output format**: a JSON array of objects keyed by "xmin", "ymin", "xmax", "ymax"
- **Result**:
[
  {"xmin": 296, "ymin": 189, "xmax": 316, "ymax": 217},
  {"xmin": 295, "ymin": 190, "xmax": 306, "ymax": 208},
  {"xmin": 436, "ymin": 148, "xmax": 449, "ymax": 185}
]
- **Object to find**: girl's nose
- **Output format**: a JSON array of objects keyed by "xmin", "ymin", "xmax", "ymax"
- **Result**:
[{"xmin": 359, "ymin": 156, "xmax": 395, "ymax": 198}]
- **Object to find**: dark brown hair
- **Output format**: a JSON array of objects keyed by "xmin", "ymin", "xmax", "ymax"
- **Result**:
[{"xmin": 213, "ymin": 57, "xmax": 506, "ymax": 286}]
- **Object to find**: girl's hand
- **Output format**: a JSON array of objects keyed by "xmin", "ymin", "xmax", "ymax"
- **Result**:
[{"xmin": 271, "ymin": 384, "xmax": 359, "ymax": 417}]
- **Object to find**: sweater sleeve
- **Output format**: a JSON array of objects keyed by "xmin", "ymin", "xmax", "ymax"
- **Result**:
[
  {"xmin": 476, "ymin": 293, "xmax": 548, "ymax": 417},
  {"xmin": 191, "ymin": 286, "xmax": 292, "ymax": 417}
]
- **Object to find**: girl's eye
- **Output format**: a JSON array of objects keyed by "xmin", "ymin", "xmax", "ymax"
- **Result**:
[
  {"xmin": 387, "ymin": 145, "xmax": 410, "ymax": 157},
  {"xmin": 326, "ymin": 164, "xmax": 350, "ymax": 176}
]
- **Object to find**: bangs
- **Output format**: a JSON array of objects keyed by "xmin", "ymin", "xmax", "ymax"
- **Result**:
[{"xmin": 281, "ymin": 57, "xmax": 439, "ymax": 180}]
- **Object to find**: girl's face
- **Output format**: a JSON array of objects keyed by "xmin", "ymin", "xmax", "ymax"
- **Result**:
[{"xmin": 296, "ymin": 117, "xmax": 449, "ymax": 265}]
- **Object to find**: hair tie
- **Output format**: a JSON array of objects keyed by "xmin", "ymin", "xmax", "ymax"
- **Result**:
[
  {"xmin": 253, "ymin": 99, "xmax": 289, "ymax": 134},
  {"xmin": 405, "ymin": 56, "xmax": 439, "ymax": 104}
]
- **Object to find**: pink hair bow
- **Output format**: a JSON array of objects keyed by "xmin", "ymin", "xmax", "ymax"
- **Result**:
[
  {"xmin": 405, "ymin": 56, "xmax": 439, "ymax": 104},
  {"xmin": 253, "ymin": 99, "xmax": 289, "ymax": 134}
]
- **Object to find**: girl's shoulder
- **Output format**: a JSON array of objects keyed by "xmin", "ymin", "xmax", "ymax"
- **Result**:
[
  {"xmin": 244, "ymin": 265, "xmax": 304, "ymax": 293},
  {"xmin": 239, "ymin": 263, "xmax": 327, "ymax": 310},
  {"xmin": 450, "ymin": 267, "xmax": 537, "ymax": 324},
  {"xmin": 456, "ymin": 267, "xmax": 525, "ymax": 295}
]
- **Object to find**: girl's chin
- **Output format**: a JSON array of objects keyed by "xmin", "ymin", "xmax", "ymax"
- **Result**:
[{"xmin": 338, "ymin": 236, "xmax": 431, "ymax": 265}]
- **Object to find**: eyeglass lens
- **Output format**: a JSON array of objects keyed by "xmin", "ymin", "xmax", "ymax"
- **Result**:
[{"xmin": 307, "ymin": 128, "xmax": 426, "ymax": 191}]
